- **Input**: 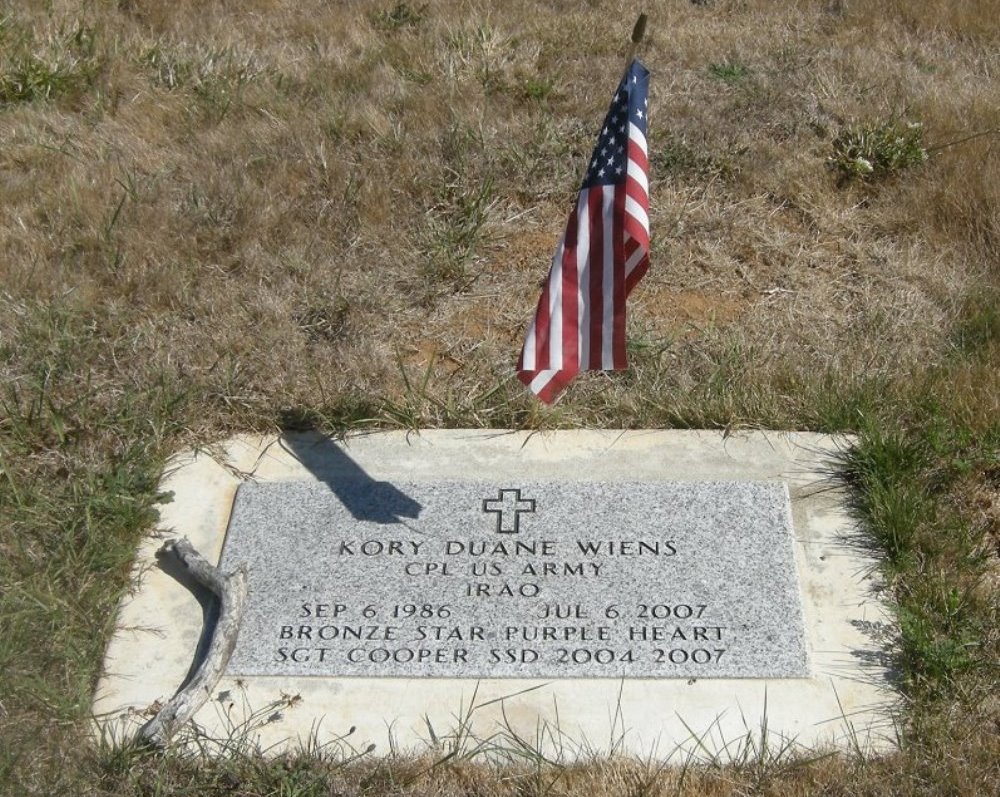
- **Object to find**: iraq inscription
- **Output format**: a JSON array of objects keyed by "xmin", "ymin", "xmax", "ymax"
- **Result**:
[{"xmin": 219, "ymin": 480, "xmax": 808, "ymax": 678}]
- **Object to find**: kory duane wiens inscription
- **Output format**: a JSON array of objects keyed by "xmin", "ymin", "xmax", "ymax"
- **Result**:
[{"xmin": 219, "ymin": 480, "xmax": 808, "ymax": 678}]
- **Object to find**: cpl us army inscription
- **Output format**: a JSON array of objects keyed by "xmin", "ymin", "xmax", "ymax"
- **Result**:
[{"xmin": 219, "ymin": 480, "xmax": 808, "ymax": 678}]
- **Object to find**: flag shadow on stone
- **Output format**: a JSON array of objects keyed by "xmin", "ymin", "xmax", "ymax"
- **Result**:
[{"xmin": 279, "ymin": 432, "xmax": 422, "ymax": 524}]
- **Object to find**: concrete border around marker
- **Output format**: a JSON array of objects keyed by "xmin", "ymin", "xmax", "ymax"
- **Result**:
[{"xmin": 93, "ymin": 429, "xmax": 900, "ymax": 760}]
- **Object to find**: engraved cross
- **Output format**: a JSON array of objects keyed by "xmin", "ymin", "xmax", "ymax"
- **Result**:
[{"xmin": 482, "ymin": 488, "xmax": 536, "ymax": 534}]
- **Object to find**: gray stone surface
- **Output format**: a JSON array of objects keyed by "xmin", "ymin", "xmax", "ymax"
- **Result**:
[{"xmin": 221, "ymin": 480, "xmax": 807, "ymax": 678}]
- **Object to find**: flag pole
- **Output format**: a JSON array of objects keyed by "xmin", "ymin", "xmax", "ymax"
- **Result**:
[
  {"xmin": 625, "ymin": 13, "xmax": 647, "ymax": 70},
  {"xmin": 517, "ymin": 17, "xmax": 652, "ymax": 403}
]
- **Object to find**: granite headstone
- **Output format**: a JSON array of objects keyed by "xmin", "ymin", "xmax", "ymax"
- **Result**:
[{"xmin": 221, "ymin": 480, "xmax": 807, "ymax": 679}]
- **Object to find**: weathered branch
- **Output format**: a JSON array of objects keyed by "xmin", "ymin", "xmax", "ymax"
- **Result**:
[{"xmin": 138, "ymin": 537, "xmax": 248, "ymax": 747}]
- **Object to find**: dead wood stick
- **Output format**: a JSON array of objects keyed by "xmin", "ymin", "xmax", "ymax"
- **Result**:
[{"xmin": 139, "ymin": 537, "xmax": 248, "ymax": 748}]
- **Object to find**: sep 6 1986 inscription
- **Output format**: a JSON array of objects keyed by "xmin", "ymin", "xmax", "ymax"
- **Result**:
[{"xmin": 219, "ymin": 480, "xmax": 808, "ymax": 678}]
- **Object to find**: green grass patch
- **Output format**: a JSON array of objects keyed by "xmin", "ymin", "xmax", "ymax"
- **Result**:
[
  {"xmin": 708, "ymin": 60, "xmax": 752, "ymax": 84},
  {"xmin": 839, "ymin": 387, "xmax": 998, "ymax": 699},
  {"xmin": 0, "ymin": 20, "xmax": 101, "ymax": 105},
  {"xmin": 0, "ymin": 301, "xmax": 187, "ymax": 795},
  {"xmin": 829, "ymin": 117, "xmax": 928, "ymax": 182},
  {"xmin": 952, "ymin": 287, "xmax": 1000, "ymax": 357}
]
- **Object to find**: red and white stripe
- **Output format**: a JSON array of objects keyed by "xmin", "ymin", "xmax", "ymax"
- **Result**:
[{"xmin": 517, "ymin": 120, "xmax": 649, "ymax": 403}]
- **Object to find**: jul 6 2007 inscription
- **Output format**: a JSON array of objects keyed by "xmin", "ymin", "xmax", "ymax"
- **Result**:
[{"xmin": 219, "ymin": 480, "xmax": 808, "ymax": 679}]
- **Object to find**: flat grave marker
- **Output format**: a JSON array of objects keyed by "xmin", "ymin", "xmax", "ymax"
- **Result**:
[
  {"xmin": 94, "ymin": 430, "xmax": 899, "ymax": 759},
  {"xmin": 222, "ymin": 480, "xmax": 806, "ymax": 679}
]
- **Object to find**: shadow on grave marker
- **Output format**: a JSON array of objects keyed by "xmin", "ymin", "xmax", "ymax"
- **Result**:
[
  {"xmin": 156, "ymin": 431, "xmax": 424, "ymax": 692},
  {"xmin": 278, "ymin": 432, "xmax": 423, "ymax": 525}
]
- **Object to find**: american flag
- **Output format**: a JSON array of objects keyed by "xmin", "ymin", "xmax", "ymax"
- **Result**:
[{"xmin": 517, "ymin": 59, "xmax": 650, "ymax": 403}]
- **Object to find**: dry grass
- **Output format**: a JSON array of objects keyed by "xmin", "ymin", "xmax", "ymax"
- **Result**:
[
  {"xmin": 1, "ymin": 0, "xmax": 998, "ymax": 794},
  {"xmin": 1, "ymin": 0, "xmax": 995, "ymax": 424}
]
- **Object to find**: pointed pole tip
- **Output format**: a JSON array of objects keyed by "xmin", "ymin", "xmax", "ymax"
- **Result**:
[{"xmin": 631, "ymin": 13, "xmax": 648, "ymax": 45}]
